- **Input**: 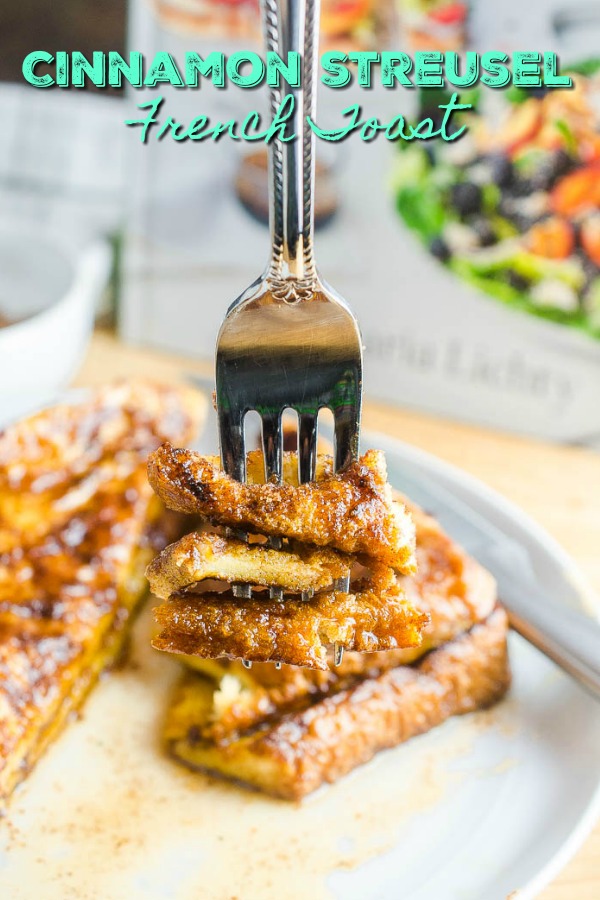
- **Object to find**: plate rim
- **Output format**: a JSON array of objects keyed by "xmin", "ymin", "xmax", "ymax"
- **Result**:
[
  {"xmin": 366, "ymin": 428, "xmax": 599, "ymax": 609},
  {"xmin": 364, "ymin": 427, "xmax": 600, "ymax": 899}
]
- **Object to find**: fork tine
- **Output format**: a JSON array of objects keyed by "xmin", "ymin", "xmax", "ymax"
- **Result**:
[
  {"xmin": 298, "ymin": 413, "xmax": 317, "ymax": 484},
  {"xmin": 333, "ymin": 405, "xmax": 360, "ymax": 473},
  {"xmin": 261, "ymin": 412, "xmax": 285, "ymax": 601},
  {"xmin": 333, "ymin": 575, "xmax": 350, "ymax": 592},
  {"xmin": 218, "ymin": 408, "xmax": 253, "ymax": 606},
  {"xmin": 261, "ymin": 411, "xmax": 283, "ymax": 485},
  {"xmin": 218, "ymin": 408, "xmax": 247, "ymax": 482}
]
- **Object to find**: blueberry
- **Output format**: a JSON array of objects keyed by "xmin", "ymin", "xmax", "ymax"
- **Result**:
[
  {"xmin": 488, "ymin": 154, "xmax": 514, "ymax": 188},
  {"xmin": 550, "ymin": 149, "xmax": 575, "ymax": 180},
  {"xmin": 505, "ymin": 270, "xmax": 531, "ymax": 292},
  {"xmin": 511, "ymin": 177, "xmax": 535, "ymax": 198},
  {"xmin": 429, "ymin": 237, "xmax": 451, "ymax": 262},
  {"xmin": 531, "ymin": 173, "xmax": 554, "ymax": 192},
  {"xmin": 471, "ymin": 217, "xmax": 498, "ymax": 247},
  {"xmin": 579, "ymin": 252, "xmax": 600, "ymax": 286},
  {"xmin": 531, "ymin": 150, "xmax": 576, "ymax": 191},
  {"xmin": 450, "ymin": 182, "xmax": 483, "ymax": 217}
]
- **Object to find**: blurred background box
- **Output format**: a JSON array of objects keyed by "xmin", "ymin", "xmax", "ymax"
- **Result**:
[
  {"xmin": 121, "ymin": 0, "xmax": 600, "ymax": 445},
  {"xmin": 1, "ymin": 0, "xmax": 599, "ymax": 445}
]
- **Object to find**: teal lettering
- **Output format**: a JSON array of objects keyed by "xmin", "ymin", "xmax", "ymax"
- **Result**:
[
  {"xmin": 480, "ymin": 52, "xmax": 511, "ymax": 88},
  {"xmin": 307, "ymin": 103, "xmax": 362, "ymax": 141},
  {"xmin": 381, "ymin": 53, "xmax": 413, "ymax": 88},
  {"xmin": 514, "ymin": 51, "xmax": 542, "ymax": 87},
  {"xmin": 124, "ymin": 96, "xmax": 164, "ymax": 142},
  {"xmin": 385, "ymin": 114, "xmax": 410, "ymax": 140},
  {"xmin": 544, "ymin": 52, "xmax": 572, "ymax": 87},
  {"xmin": 438, "ymin": 93, "xmax": 470, "ymax": 141},
  {"xmin": 56, "ymin": 51, "xmax": 69, "ymax": 87},
  {"xmin": 415, "ymin": 51, "xmax": 444, "ymax": 87},
  {"xmin": 185, "ymin": 52, "xmax": 225, "ymax": 87},
  {"xmin": 184, "ymin": 115, "xmax": 209, "ymax": 140},
  {"xmin": 144, "ymin": 52, "xmax": 185, "ymax": 87},
  {"xmin": 71, "ymin": 51, "xmax": 106, "ymax": 87},
  {"xmin": 210, "ymin": 120, "xmax": 240, "ymax": 141},
  {"xmin": 348, "ymin": 52, "xmax": 380, "ymax": 87},
  {"xmin": 264, "ymin": 94, "xmax": 297, "ymax": 143},
  {"xmin": 267, "ymin": 52, "xmax": 301, "ymax": 88},
  {"xmin": 361, "ymin": 117, "xmax": 384, "ymax": 141},
  {"xmin": 158, "ymin": 117, "xmax": 187, "ymax": 140},
  {"xmin": 241, "ymin": 111, "xmax": 268, "ymax": 141},
  {"xmin": 22, "ymin": 51, "xmax": 54, "ymax": 87},
  {"xmin": 446, "ymin": 51, "xmax": 479, "ymax": 88},
  {"xmin": 409, "ymin": 117, "xmax": 437, "ymax": 139},
  {"xmin": 108, "ymin": 51, "xmax": 143, "ymax": 87},
  {"xmin": 228, "ymin": 52, "xmax": 265, "ymax": 88},
  {"xmin": 320, "ymin": 52, "xmax": 351, "ymax": 88}
]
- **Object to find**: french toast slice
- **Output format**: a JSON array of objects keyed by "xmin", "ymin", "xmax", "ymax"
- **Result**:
[
  {"xmin": 147, "ymin": 531, "xmax": 353, "ymax": 599},
  {"xmin": 147, "ymin": 445, "xmax": 416, "ymax": 571},
  {"xmin": 165, "ymin": 608, "xmax": 510, "ymax": 800},
  {"xmin": 152, "ymin": 575, "xmax": 427, "ymax": 670},
  {"xmin": 0, "ymin": 382, "xmax": 204, "ymax": 804}
]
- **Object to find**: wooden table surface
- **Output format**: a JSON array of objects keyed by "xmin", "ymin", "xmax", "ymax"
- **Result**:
[{"xmin": 78, "ymin": 331, "xmax": 600, "ymax": 900}]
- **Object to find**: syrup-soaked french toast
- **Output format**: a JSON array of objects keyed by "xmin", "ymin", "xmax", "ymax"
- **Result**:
[
  {"xmin": 147, "ymin": 447, "xmax": 426, "ymax": 668},
  {"xmin": 147, "ymin": 446, "xmax": 416, "ymax": 569},
  {"xmin": 0, "ymin": 382, "xmax": 204, "ymax": 803},
  {"xmin": 161, "ymin": 502, "xmax": 510, "ymax": 797},
  {"xmin": 152, "ymin": 578, "xmax": 427, "ymax": 670},
  {"xmin": 147, "ymin": 531, "xmax": 354, "ymax": 599}
]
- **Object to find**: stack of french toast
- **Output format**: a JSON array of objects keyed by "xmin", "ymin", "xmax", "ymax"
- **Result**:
[
  {"xmin": 146, "ymin": 443, "xmax": 510, "ymax": 800},
  {"xmin": 147, "ymin": 445, "xmax": 428, "ymax": 668}
]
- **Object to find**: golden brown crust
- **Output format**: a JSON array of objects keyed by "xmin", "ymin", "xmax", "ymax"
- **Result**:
[
  {"xmin": 152, "ymin": 578, "xmax": 427, "ymax": 670},
  {"xmin": 334, "ymin": 498, "xmax": 498, "ymax": 674},
  {"xmin": 146, "ymin": 531, "xmax": 353, "ymax": 600},
  {"xmin": 147, "ymin": 445, "xmax": 416, "ymax": 571},
  {"xmin": 166, "ymin": 608, "xmax": 510, "ymax": 800},
  {"xmin": 0, "ymin": 382, "xmax": 203, "ymax": 804}
]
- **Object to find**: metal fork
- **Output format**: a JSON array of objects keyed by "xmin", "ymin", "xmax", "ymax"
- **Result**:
[{"xmin": 215, "ymin": 0, "xmax": 362, "ymax": 668}]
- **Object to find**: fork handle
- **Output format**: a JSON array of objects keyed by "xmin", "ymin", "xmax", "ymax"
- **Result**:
[
  {"xmin": 261, "ymin": 0, "xmax": 319, "ymax": 282},
  {"xmin": 506, "ymin": 596, "xmax": 600, "ymax": 700}
]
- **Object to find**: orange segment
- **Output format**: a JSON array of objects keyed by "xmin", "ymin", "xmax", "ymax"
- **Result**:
[
  {"xmin": 526, "ymin": 217, "xmax": 574, "ymax": 259},
  {"xmin": 581, "ymin": 216, "xmax": 600, "ymax": 267},
  {"xmin": 500, "ymin": 100, "xmax": 543, "ymax": 155},
  {"xmin": 551, "ymin": 166, "xmax": 600, "ymax": 216}
]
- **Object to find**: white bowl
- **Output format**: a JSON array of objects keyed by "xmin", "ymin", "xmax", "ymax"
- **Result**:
[{"xmin": 0, "ymin": 229, "xmax": 111, "ymax": 422}]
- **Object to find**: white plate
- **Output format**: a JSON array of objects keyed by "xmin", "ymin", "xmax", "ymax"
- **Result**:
[{"xmin": 1, "ymin": 430, "xmax": 600, "ymax": 900}]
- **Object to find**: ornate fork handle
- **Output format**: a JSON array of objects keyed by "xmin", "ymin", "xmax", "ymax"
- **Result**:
[{"xmin": 261, "ymin": 0, "xmax": 320, "ymax": 284}]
